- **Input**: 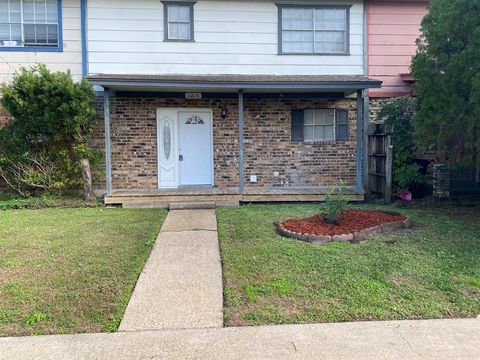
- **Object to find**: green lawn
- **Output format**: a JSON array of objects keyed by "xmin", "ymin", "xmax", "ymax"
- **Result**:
[
  {"xmin": 0, "ymin": 207, "xmax": 166, "ymax": 337},
  {"xmin": 217, "ymin": 204, "xmax": 480, "ymax": 326}
]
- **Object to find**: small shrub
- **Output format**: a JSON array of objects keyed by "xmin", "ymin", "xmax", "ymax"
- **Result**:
[{"xmin": 320, "ymin": 182, "xmax": 349, "ymax": 223}]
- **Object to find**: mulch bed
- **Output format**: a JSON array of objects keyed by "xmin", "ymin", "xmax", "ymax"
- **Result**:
[{"xmin": 280, "ymin": 209, "xmax": 407, "ymax": 237}]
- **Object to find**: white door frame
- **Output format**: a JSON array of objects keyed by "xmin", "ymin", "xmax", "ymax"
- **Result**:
[{"xmin": 157, "ymin": 107, "xmax": 214, "ymax": 189}]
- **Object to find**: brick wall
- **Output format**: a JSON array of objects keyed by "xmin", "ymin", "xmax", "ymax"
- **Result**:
[
  {"xmin": 243, "ymin": 98, "xmax": 357, "ymax": 187},
  {"xmin": 368, "ymin": 97, "xmax": 389, "ymax": 123},
  {"xmin": 93, "ymin": 96, "xmax": 358, "ymax": 190}
]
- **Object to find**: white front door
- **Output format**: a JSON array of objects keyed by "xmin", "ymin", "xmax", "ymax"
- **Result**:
[
  {"xmin": 178, "ymin": 111, "xmax": 213, "ymax": 186},
  {"xmin": 157, "ymin": 108, "xmax": 213, "ymax": 188}
]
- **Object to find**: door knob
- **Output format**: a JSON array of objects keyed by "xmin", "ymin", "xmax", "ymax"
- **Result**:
[{"xmin": 179, "ymin": 154, "xmax": 183, "ymax": 161}]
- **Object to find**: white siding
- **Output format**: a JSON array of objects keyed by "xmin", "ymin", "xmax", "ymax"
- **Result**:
[
  {"xmin": 88, "ymin": 0, "xmax": 365, "ymax": 76},
  {"xmin": 0, "ymin": 0, "xmax": 83, "ymax": 83}
]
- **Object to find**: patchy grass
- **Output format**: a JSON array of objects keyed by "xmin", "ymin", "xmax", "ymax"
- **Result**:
[
  {"xmin": 217, "ymin": 204, "xmax": 480, "ymax": 326},
  {"xmin": 0, "ymin": 207, "xmax": 166, "ymax": 336}
]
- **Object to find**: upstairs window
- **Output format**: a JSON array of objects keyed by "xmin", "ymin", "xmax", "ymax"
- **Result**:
[
  {"xmin": 291, "ymin": 109, "xmax": 349, "ymax": 142},
  {"xmin": 279, "ymin": 6, "xmax": 349, "ymax": 55},
  {"xmin": 163, "ymin": 2, "xmax": 194, "ymax": 41},
  {"xmin": 0, "ymin": 0, "xmax": 61, "ymax": 49}
]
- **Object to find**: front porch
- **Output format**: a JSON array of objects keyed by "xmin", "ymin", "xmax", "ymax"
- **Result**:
[
  {"xmin": 105, "ymin": 186, "xmax": 364, "ymax": 208},
  {"xmin": 90, "ymin": 74, "xmax": 381, "ymax": 207}
]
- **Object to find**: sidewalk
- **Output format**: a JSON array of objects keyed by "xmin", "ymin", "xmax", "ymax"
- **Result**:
[
  {"xmin": 1, "ymin": 319, "xmax": 479, "ymax": 359},
  {"xmin": 118, "ymin": 209, "xmax": 223, "ymax": 331}
]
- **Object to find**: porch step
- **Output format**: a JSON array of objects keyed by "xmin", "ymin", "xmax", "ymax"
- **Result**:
[{"xmin": 168, "ymin": 201, "xmax": 216, "ymax": 210}]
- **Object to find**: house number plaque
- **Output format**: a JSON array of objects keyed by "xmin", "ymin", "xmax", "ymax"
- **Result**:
[{"xmin": 185, "ymin": 92, "xmax": 202, "ymax": 99}]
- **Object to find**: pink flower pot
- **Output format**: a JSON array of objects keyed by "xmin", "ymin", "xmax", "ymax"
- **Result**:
[{"xmin": 400, "ymin": 190, "xmax": 412, "ymax": 202}]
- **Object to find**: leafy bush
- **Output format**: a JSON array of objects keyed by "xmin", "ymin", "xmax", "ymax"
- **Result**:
[
  {"xmin": 377, "ymin": 96, "xmax": 424, "ymax": 190},
  {"xmin": 320, "ymin": 182, "xmax": 349, "ymax": 222},
  {"xmin": 0, "ymin": 65, "xmax": 100, "ymax": 200}
]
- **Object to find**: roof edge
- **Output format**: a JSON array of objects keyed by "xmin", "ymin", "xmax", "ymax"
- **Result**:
[{"xmin": 88, "ymin": 74, "xmax": 382, "ymax": 90}]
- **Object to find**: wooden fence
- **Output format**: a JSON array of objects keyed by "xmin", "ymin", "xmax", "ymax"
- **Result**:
[{"xmin": 367, "ymin": 123, "xmax": 393, "ymax": 203}]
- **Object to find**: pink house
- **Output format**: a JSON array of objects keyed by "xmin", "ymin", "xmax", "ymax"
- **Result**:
[{"xmin": 366, "ymin": 0, "xmax": 429, "ymax": 98}]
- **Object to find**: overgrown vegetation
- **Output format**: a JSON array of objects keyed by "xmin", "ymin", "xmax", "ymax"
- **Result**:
[
  {"xmin": 0, "ymin": 208, "xmax": 166, "ymax": 336},
  {"xmin": 218, "ymin": 204, "xmax": 480, "ymax": 326},
  {"xmin": 0, "ymin": 65, "xmax": 100, "ymax": 201},
  {"xmin": 377, "ymin": 96, "xmax": 424, "ymax": 191},
  {"xmin": 0, "ymin": 194, "xmax": 103, "ymax": 210},
  {"xmin": 412, "ymin": 0, "xmax": 480, "ymax": 170}
]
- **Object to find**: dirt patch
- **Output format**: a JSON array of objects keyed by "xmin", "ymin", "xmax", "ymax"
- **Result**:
[{"xmin": 280, "ymin": 210, "xmax": 406, "ymax": 236}]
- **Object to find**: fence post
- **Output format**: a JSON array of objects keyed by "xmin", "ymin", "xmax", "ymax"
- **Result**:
[{"xmin": 385, "ymin": 134, "xmax": 393, "ymax": 204}]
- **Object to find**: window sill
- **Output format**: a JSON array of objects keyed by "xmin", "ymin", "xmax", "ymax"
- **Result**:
[
  {"xmin": 278, "ymin": 52, "xmax": 351, "ymax": 56},
  {"xmin": 163, "ymin": 39, "xmax": 195, "ymax": 43},
  {"xmin": 0, "ymin": 46, "xmax": 63, "ymax": 52},
  {"xmin": 293, "ymin": 140, "xmax": 352, "ymax": 144}
]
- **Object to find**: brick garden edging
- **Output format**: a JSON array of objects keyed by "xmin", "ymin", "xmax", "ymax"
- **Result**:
[{"xmin": 276, "ymin": 213, "xmax": 412, "ymax": 244}]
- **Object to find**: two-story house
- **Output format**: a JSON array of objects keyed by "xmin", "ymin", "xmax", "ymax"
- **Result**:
[{"xmin": 4, "ymin": 0, "xmax": 417, "ymax": 206}]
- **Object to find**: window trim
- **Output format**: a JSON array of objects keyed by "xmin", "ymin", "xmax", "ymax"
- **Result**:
[
  {"xmin": 277, "ymin": 4, "xmax": 351, "ymax": 56},
  {"xmin": 162, "ymin": 1, "xmax": 196, "ymax": 42},
  {"xmin": 0, "ymin": 0, "xmax": 63, "ymax": 52}
]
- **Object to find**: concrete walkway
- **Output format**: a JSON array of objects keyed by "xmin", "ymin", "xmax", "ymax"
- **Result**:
[
  {"xmin": 1, "ymin": 319, "xmax": 479, "ymax": 359},
  {"xmin": 118, "ymin": 209, "xmax": 223, "ymax": 331}
]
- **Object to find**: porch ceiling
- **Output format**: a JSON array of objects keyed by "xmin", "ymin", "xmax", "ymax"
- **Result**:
[{"xmin": 88, "ymin": 74, "xmax": 382, "ymax": 95}]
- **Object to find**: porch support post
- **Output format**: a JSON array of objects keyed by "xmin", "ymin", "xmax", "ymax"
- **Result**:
[
  {"xmin": 355, "ymin": 90, "xmax": 364, "ymax": 194},
  {"xmin": 104, "ymin": 87, "xmax": 112, "ymax": 196},
  {"xmin": 238, "ymin": 90, "xmax": 244, "ymax": 195},
  {"xmin": 363, "ymin": 92, "xmax": 370, "ymax": 196}
]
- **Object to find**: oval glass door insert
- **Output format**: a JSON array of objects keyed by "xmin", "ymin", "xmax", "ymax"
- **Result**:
[{"xmin": 163, "ymin": 120, "xmax": 171, "ymax": 160}]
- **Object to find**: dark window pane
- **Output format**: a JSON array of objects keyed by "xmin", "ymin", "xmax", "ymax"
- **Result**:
[
  {"xmin": 35, "ymin": 24, "xmax": 47, "ymax": 44},
  {"xmin": 47, "ymin": 24, "xmax": 57, "ymax": 44},
  {"xmin": 24, "ymin": 24, "xmax": 35, "ymax": 43},
  {"xmin": 0, "ymin": 24, "xmax": 9, "ymax": 42}
]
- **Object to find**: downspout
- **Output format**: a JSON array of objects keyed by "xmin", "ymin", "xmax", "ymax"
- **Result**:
[{"xmin": 80, "ymin": 0, "xmax": 88, "ymax": 77}]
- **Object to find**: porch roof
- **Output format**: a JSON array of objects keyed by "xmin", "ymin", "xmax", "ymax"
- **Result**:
[{"xmin": 88, "ymin": 74, "xmax": 382, "ymax": 95}]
